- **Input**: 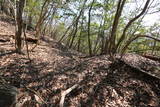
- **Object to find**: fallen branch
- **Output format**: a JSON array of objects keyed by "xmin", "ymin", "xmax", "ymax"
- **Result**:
[
  {"xmin": 22, "ymin": 37, "xmax": 38, "ymax": 44},
  {"xmin": 60, "ymin": 84, "xmax": 79, "ymax": 107},
  {"xmin": 19, "ymin": 84, "xmax": 48, "ymax": 104},
  {"xmin": 0, "ymin": 38, "xmax": 10, "ymax": 42}
]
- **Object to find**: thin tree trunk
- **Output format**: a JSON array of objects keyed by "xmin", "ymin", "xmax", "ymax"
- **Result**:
[
  {"xmin": 152, "ymin": 40, "xmax": 156, "ymax": 55},
  {"xmin": 77, "ymin": 16, "xmax": 84, "ymax": 51},
  {"xmin": 93, "ymin": 19, "xmax": 104, "ymax": 54},
  {"xmin": 31, "ymin": 0, "xmax": 52, "ymax": 51},
  {"xmin": 15, "ymin": 0, "xmax": 25, "ymax": 53},
  {"xmin": 87, "ymin": 0, "xmax": 95, "ymax": 56},
  {"xmin": 105, "ymin": 0, "xmax": 126, "ymax": 55},
  {"xmin": 58, "ymin": 23, "xmax": 74, "ymax": 42},
  {"xmin": 69, "ymin": 0, "xmax": 87, "ymax": 48}
]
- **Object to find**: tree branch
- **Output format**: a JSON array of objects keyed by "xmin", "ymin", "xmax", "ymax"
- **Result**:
[
  {"xmin": 116, "ymin": 0, "xmax": 151, "ymax": 51},
  {"xmin": 121, "ymin": 34, "xmax": 160, "ymax": 55}
]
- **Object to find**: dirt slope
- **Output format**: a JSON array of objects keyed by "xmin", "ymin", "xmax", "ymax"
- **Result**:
[{"xmin": 0, "ymin": 17, "xmax": 160, "ymax": 107}]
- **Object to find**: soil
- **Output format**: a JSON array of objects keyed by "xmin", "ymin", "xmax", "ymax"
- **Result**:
[{"xmin": 0, "ymin": 14, "xmax": 160, "ymax": 107}]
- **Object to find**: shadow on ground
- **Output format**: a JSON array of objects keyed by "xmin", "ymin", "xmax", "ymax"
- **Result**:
[
  {"xmin": 0, "ymin": 34, "xmax": 160, "ymax": 106},
  {"xmin": 1, "ymin": 54, "xmax": 160, "ymax": 107}
]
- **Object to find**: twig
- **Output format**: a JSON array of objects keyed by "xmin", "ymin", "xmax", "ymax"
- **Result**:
[{"xmin": 30, "ymin": 43, "xmax": 38, "ymax": 52}]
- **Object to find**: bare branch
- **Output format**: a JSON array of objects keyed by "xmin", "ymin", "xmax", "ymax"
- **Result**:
[
  {"xmin": 121, "ymin": 34, "xmax": 160, "ymax": 55},
  {"xmin": 116, "ymin": 0, "xmax": 151, "ymax": 51}
]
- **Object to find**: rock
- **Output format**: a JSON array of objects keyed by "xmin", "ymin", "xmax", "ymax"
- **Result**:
[{"xmin": 0, "ymin": 84, "xmax": 18, "ymax": 107}]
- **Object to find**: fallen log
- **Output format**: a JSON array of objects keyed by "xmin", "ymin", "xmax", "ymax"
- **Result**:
[
  {"xmin": 0, "ymin": 36, "xmax": 10, "ymax": 42},
  {"xmin": 11, "ymin": 34, "xmax": 38, "ymax": 44},
  {"xmin": 117, "ymin": 58, "xmax": 160, "ymax": 80},
  {"xmin": 0, "ymin": 38, "xmax": 10, "ymax": 42},
  {"xmin": 22, "ymin": 36, "xmax": 38, "ymax": 44},
  {"xmin": 142, "ymin": 54, "xmax": 160, "ymax": 63}
]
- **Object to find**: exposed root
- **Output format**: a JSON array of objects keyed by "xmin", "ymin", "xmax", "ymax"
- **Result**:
[
  {"xmin": 60, "ymin": 84, "xmax": 79, "ymax": 107},
  {"xmin": 24, "ymin": 86, "xmax": 47, "ymax": 105}
]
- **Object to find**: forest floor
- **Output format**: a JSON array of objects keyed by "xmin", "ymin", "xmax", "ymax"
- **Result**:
[{"xmin": 0, "ymin": 15, "xmax": 160, "ymax": 107}]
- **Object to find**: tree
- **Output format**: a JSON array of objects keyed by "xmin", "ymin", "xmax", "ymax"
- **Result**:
[
  {"xmin": 69, "ymin": 0, "xmax": 87, "ymax": 48},
  {"xmin": 102, "ymin": 0, "xmax": 126, "ymax": 55},
  {"xmin": 87, "ymin": 0, "xmax": 95, "ymax": 56},
  {"xmin": 15, "ymin": 0, "xmax": 25, "ymax": 53},
  {"xmin": 115, "ymin": 0, "xmax": 151, "ymax": 53}
]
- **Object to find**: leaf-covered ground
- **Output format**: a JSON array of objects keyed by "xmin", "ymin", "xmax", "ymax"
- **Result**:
[{"xmin": 0, "ymin": 16, "xmax": 160, "ymax": 107}]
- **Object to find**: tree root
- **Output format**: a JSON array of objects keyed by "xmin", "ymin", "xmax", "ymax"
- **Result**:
[
  {"xmin": 60, "ymin": 84, "xmax": 79, "ymax": 107},
  {"xmin": 17, "ymin": 85, "xmax": 50, "ymax": 106}
]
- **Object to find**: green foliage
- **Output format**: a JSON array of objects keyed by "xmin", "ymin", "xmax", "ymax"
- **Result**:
[{"xmin": 4, "ymin": 0, "xmax": 159, "ymax": 55}]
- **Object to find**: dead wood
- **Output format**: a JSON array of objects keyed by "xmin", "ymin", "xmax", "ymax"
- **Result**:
[
  {"xmin": 60, "ymin": 84, "xmax": 79, "ymax": 107},
  {"xmin": 22, "ymin": 36, "xmax": 38, "ymax": 44},
  {"xmin": 142, "ymin": 54, "xmax": 160, "ymax": 63},
  {"xmin": 0, "ymin": 38, "xmax": 10, "ymax": 42},
  {"xmin": 16, "ymin": 85, "xmax": 53, "ymax": 106},
  {"xmin": 118, "ymin": 58, "xmax": 160, "ymax": 80},
  {"xmin": 16, "ymin": 93, "xmax": 31, "ymax": 107}
]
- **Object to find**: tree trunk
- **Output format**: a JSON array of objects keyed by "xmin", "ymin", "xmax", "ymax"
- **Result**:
[
  {"xmin": 15, "ymin": 0, "xmax": 25, "ymax": 53},
  {"xmin": 104, "ymin": 0, "xmax": 126, "ymax": 55},
  {"xmin": 69, "ymin": 0, "xmax": 87, "ymax": 48},
  {"xmin": 87, "ymin": 0, "xmax": 95, "ymax": 56},
  {"xmin": 77, "ymin": 16, "xmax": 84, "ymax": 52},
  {"xmin": 28, "ymin": 15, "xmax": 32, "ymax": 26}
]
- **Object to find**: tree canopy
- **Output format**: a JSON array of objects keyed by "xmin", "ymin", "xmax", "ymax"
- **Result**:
[{"xmin": 0, "ymin": 0, "xmax": 160, "ymax": 56}]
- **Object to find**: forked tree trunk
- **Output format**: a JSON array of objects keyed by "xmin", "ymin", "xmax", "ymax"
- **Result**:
[{"xmin": 104, "ymin": 0, "xmax": 126, "ymax": 55}]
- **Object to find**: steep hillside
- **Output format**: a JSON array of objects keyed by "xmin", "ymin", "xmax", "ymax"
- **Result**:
[{"xmin": 0, "ymin": 17, "xmax": 160, "ymax": 107}]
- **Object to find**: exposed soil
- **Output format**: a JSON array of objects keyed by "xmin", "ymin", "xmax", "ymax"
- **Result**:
[{"xmin": 0, "ymin": 15, "xmax": 160, "ymax": 107}]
